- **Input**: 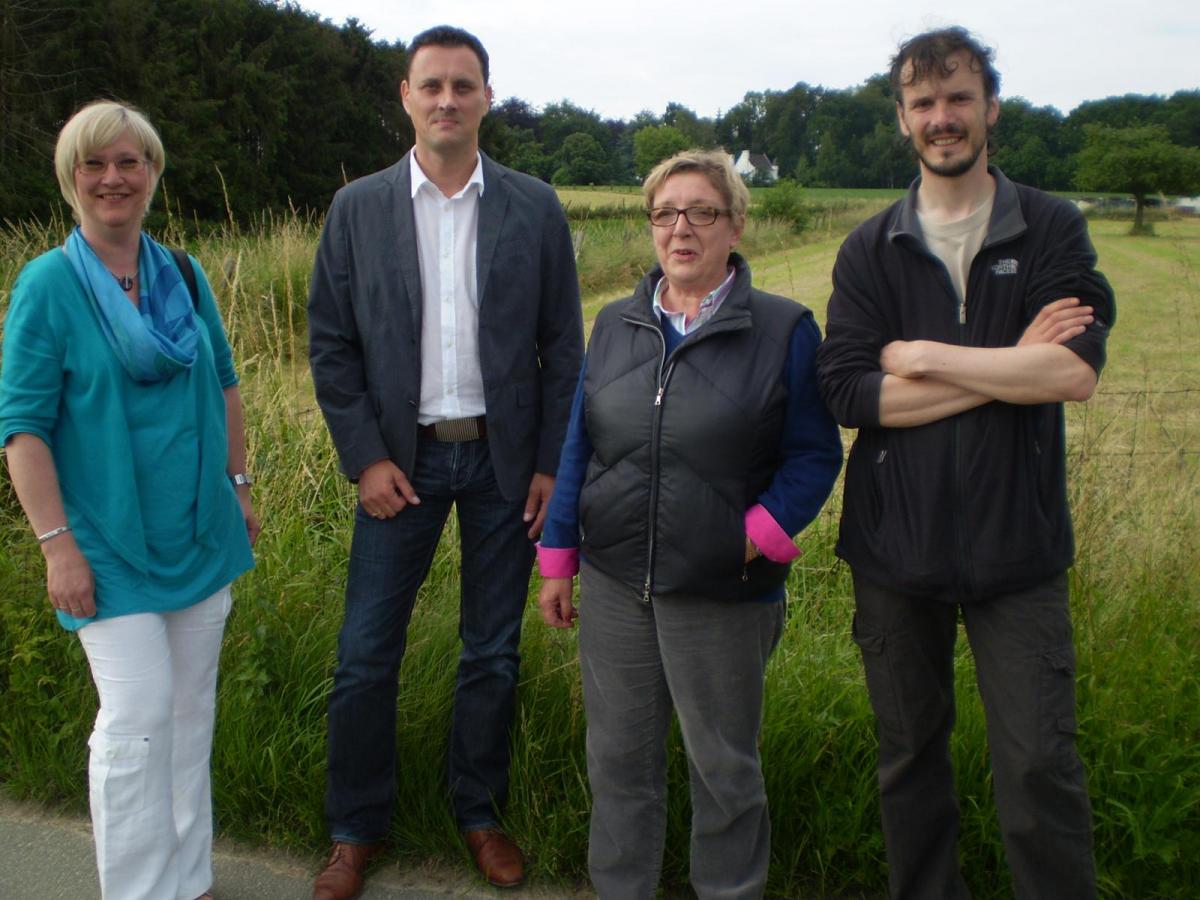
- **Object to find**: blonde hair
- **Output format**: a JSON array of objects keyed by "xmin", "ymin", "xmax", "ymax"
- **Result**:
[
  {"xmin": 642, "ymin": 149, "xmax": 749, "ymax": 227},
  {"xmin": 54, "ymin": 100, "xmax": 165, "ymax": 222}
]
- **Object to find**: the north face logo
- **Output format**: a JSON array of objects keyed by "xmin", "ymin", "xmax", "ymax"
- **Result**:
[{"xmin": 991, "ymin": 258, "xmax": 1019, "ymax": 276}]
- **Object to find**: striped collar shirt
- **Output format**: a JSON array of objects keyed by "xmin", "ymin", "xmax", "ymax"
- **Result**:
[{"xmin": 652, "ymin": 266, "xmax": 737, "ymax": 335}]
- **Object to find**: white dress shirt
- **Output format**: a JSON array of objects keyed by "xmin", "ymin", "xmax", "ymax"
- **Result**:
[{"xmin": 410, "ymin": 151, "xmax": 486, "ymax": 424}]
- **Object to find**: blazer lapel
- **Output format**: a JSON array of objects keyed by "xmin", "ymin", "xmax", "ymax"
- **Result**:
[
  {"xmin": 476, "ymin": 154, "xmax": 510, "ymax": 305},
  {"xmin": 385, "ymin": 152, "xmax": 424, "ymax": 336}
]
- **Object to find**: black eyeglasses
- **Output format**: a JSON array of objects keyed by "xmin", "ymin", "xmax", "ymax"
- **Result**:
[{"xmin": 647, "ymin": 206, "xmax": 731, "ymax": 227}]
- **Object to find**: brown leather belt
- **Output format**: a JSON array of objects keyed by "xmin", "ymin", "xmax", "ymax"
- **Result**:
[{"xmin": 418, "ymin": 416, "xmax": 486, "ymax": 442}]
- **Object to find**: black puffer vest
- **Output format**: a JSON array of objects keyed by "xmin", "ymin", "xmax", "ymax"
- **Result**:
[{"xmin": 580, "ymin": 254, "xmax": 806, "ymax": 601}]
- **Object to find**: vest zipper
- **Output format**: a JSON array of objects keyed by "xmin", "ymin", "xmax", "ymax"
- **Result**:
[
  {"xmin": 619, "ymin": 306, "xmax": 747, "ymax": 602},
  {"xmin": 645, "ymin": 362, "xmax": 676, "ymax": 603},
  {"xmin": 622, "ymin": 315, "xmax": 671, "ymax": 604}
]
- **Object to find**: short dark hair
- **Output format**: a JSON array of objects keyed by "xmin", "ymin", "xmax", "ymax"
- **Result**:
[
  {"xmin": 407, "ymin": 25, "xmax": 489, "ymax": 84},
  {"xmin": 890, "ymin": 27, "xmax": 1000, "ymax": 102}
]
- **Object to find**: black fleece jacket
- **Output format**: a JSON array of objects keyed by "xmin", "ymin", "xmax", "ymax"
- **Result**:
[{"xmin": 816, "ymin": 168, "xmax": 1115, "ymax": 600}]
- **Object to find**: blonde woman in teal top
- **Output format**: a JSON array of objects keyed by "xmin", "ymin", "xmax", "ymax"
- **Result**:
[{"xmin": 0, "ymin": 100, "xmax": 256, "ymax": 900}]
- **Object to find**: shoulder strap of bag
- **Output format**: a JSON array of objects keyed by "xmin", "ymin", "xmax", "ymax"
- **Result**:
[{"xmin": 168, "ymin": 247, "xmax": 200, "ymax": 309}]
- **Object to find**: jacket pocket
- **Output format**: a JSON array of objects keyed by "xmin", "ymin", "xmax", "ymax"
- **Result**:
[{"xmin": 845, "ymin": 431, "xmax": 886, "ymax": 538}]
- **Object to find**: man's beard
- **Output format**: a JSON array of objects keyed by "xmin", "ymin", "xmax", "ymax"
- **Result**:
[{"xmin": 914, "ymin": 124, "xmax": 987, "ymax": 177}]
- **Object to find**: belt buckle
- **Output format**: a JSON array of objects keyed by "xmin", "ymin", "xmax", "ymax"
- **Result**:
[{"xmin": 433, "ymin": 417, "xmax": 482, "ymax": 441}]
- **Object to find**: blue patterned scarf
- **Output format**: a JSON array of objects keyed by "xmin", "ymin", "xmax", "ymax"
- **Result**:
[{"xmin": 63, "ymin": 228, "xmax": 199, "ymax": 382}]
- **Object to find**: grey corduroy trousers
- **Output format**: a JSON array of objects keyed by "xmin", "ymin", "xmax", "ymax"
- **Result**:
[{"xmin": 578, "ymin": 562, "xmax": 786, "ymax": 900}]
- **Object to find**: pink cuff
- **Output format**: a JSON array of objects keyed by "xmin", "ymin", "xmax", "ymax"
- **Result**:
[
  {"xmin": 536, "ymin": 544, "xmax": 580, "ymax": 578},
  {"xmin": 745, "ymin": 504, "xmax": 800, "ymax": 563}
]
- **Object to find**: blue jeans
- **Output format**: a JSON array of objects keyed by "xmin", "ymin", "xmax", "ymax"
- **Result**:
[{"xmin": 325, "ymin": 437, "xmax": 534, "ymax": 840}]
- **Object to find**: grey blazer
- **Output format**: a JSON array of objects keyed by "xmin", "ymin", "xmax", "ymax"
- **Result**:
[{"xmin": 308, "ymin": 152, "xmax": 584, "ymax": 502}]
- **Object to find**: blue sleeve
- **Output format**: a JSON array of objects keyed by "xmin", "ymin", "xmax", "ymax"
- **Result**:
[
  {"xmin": 756, "ymin": 314, "xmax": 844, "ymax": 534},
  {"xmin": 0, "ymin": 264, "xmax": 63, "ymax": 446},
  {"xmin": 189, "ymin": 257, "xmax": 238, "ymax": 389},
  {"xmin": 540, "ymin": 358, "xmax": 593, "ymax": 550}
]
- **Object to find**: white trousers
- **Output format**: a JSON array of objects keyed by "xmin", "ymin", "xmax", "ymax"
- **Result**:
[{"xmin": 77, "ymin": 586, "xmax": 232, "ymax": 900}]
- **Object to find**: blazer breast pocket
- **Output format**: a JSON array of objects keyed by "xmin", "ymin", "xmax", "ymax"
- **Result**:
[{"xmin": 491, "ymin": 238, "xmax": 535, "ymax": 271}]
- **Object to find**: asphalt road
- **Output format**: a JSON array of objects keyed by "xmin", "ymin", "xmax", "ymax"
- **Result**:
[{"xmin": 0, "ymin": 795, "xmax": 594, "ymax": 899}]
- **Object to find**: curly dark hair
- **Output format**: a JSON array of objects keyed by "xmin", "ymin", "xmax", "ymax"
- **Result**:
[{"xmin": 889, "ymin": 27, "xmax": 1000, "ymax": 102}]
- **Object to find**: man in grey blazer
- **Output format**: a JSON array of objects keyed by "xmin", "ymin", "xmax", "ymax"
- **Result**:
[{"xmin": 307, "ymin": 25, "xmax": 583, "ymax": 898}]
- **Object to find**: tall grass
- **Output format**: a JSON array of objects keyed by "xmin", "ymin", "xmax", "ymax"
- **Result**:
[{"xmin": 1, "ymin": 209, "xmax": 1197, "ymax": 898}]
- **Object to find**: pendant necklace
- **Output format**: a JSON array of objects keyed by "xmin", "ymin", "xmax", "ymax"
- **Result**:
[{"xmin": 112, "ymin": 271, "xmax": 136, "ymax": 291}]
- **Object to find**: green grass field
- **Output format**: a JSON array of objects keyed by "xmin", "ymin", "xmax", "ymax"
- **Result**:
[{"xmin": 1, "ymin": 204, "xmax": 1196, "ymax": 898}]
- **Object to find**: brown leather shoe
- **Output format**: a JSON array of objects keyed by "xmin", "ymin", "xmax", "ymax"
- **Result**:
[
  {"xmin": 464, "ymin": 828, "xmax": 525, "ymax": 888},
  {"xmin": 312, "ymin": 841, "xmax": 383, "ymax": 900}
]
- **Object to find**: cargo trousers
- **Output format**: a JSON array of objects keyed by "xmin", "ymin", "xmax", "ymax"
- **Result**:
[{"xmin": 851, "ymin": 572, "xmax": 1096, "ymax": 900}]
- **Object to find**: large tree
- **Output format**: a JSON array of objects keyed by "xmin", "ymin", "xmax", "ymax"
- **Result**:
[
  {"xmin": 1075, "ymin": 124, "xmax": 1200, "ymax": 233},
  {"xmin": 0, "ymin": 0, "xmax": 412, "ymax": 223},
  {"xmin": 661, "ymin": 102, "xmax": 716, "ymax": 149},
  {"xmin": 991, "ymin": 99, "xmax": 1072, "ymax": 190},
  {"xmin": 759, "ymin": 84, "xmax": 819, "ymax": 180},
  {"xmin": 539, "ymin": 100, "xmax": 609, "ymax": 151},
  {"xmin": 632, "ymin": 125, "xmax": 688, "ymax": 178},
  {"xmin": 551, "ymin": 132, "xmax": 610, "ymax": 185},
  {"xmin": 485, "ymin": 98, "xmax": 543, "ymax": 175},
  {"xmin": 0, "ymin": 0, "xmax": 92, "ymax": 220},
  {"xmin": 715, "ymin": 91, "xmax": 767, "ymax": 153},
  {"xmin": 808, "ymin": 78, "xmax": 896, "ymax": 187}
]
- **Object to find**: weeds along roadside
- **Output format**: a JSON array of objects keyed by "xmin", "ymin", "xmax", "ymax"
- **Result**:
[
  {"xmin": 1063, "ymin": 218, "xmax": 1200, "ymax": 891},
  {"xmin": 1, "ymin": 209, "xmax": 1198, "ymax": 898}
]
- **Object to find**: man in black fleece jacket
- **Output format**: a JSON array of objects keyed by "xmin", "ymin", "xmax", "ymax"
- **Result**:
[{"xmin": 816, "ymin": 26, "xmax": 1114, "ymax": 900}]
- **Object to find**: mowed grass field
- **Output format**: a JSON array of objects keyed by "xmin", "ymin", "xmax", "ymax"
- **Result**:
[{"xmin": 0, "ymin": 204, "xmax": 1196, "ymax": 898}]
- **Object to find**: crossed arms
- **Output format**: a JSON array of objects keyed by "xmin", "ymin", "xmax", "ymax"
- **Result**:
[
  {"xmin": 877, "ymin": 297, "xmax": 1098, "ymax": 428},
  {"xmin": 818, "ymin": 201, "xmax": 1115, "ymax": 431}
]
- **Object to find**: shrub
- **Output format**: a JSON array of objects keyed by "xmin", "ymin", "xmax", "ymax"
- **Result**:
[{"xmin": 754, "ymin": 179, "xmax": 810, "ymax": 233}]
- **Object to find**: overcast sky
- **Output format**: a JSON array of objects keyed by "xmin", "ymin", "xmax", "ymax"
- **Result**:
[{"xmin": 294, "ymin": 0, "xmax": 1198, "ymax": 121}]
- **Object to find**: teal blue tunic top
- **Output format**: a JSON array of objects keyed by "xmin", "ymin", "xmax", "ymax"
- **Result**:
[{"xmin": 0, "ymin": 244, "xmax": 254, "ymax": 630}]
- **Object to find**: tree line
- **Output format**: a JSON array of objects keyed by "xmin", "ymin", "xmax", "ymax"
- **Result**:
[{"xmin": 3, "ymin": 0, "xmax": 1198, "ymax": 225}]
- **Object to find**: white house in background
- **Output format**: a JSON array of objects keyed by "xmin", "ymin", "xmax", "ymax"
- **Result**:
[
  {"xmin": 1173, "ymin": 196, "xmax": 1200, "ymax": 215},
  {"xmin": 731, "ymin": 149, "xmax": 779, "ymax": 183}
]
